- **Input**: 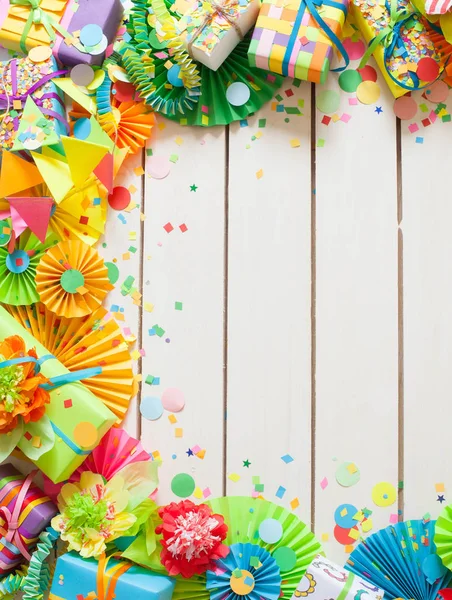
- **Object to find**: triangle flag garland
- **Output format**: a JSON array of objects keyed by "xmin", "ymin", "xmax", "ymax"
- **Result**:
[
  {"xmin": 8, "ymin": 197, "xmax": 54, "ymax": 243},
  {"xmin": 0, "ymin": 151, "xmax": 44, "ymax": 197},
  {"xmin": 30, "ymin": 152, "xmax": 74, "ymax": 204},
  {"xmin": 61, "ymin": 136, "xmax": 110, "ymax": 188}
]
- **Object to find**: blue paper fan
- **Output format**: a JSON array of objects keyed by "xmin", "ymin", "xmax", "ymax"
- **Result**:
[{"xmin": 345, "ymin": 520, "xmax": 452, "ymax": 600}]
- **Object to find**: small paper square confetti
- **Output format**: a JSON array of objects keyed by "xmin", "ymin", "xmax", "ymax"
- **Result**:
[
  {"xmin": 256, "ymin": 169, "xmax": 263, "ymax": 179},
  {"xmin": 436, "ymin": 483, "xmax": 445, "ymax": 493},
  {"xmin": 321, "ymin": 533, "xmax": 329, "ymax": 542},
  {"xmin": 320, "ymin": 477, "xmax": 328, "ymax": 490},
  {"xmin": 64, "ymin": 399, "xmax": 73, "ymax": 408},
  {"xmin": 228, "ymin": 473, "xmax": 240, "ymax": 482},
  {"xmin": 276, "ymin": 486, "xmax": 286, "ymax": 499},
  {"xmin": 281, "ymin": 454, "xmax": 294, "ymax": 464},
  {"xmin": 164, "ymin": 222, "xmax": 174, "ymax": 233},
  {"xmin": 290, "ymin": 497, "xmax": 300, "ymax": 510},
  {"xmin": 168, "ymin": 414, "xmax": 177, "ymax": 424},
  {"xmin": 179, "ymin": 223, "xmax": 188, "ymax": 233},
  {"xmin": 175, "ymin": 428, "xmax": 183, "ymax": 438},
  {"xmin": 175, "ymin": 301, "xmax": 183, "ymax": 310}
]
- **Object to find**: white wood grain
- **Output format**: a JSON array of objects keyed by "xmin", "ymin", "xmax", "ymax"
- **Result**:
[
  {"xmin": 140, "ymin": 120, "xmax": 226, "ymax": 504},
  {"xmin": 314, "ymin": 70, "xmax": 399, "ymax": 563},
  {"xmin": 226, "ymin": 82, "xmax": 313, "ymax": 526},
  {"xmin": 401, "ymin": 90, "xmax": 452, "ymax": 520}
]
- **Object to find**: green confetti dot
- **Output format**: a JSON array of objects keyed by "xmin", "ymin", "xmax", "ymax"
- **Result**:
[
  {"xmin": 60, "ymin": 269, "xmax": 85, "ymax": 294},
  {"xmin": 272, "ymin": 547, "xmax": 297, "ymax": 572},
  {"xmin": 335, "ymin": 462, "xmax": 361, "ymax": 487},
  {"xmin": 171, "ymin": 473, "xmax": 195, "ymax": 498},
  {"xmin": 338, "ymin": 69, "xmax": 363, "ymax": 93},
  {"xmin": 105, "ymin": 261, "xmax": 119, "ymax": 285},
  {"xmin": 316, "ymin": 89, "xmax": 340, "ymax": 114}
]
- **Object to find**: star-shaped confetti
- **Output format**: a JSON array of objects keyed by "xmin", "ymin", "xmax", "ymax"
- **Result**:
[
  {"xmin": 190, "ymin": 184, "xmax": 198, "ymax": 192},
  {"xmin": 375, "ymin": 106, "xmax": 383, "ymax": 114},
  {"xmin": 186, "ymin": 448, "xmax": 194, "ymax": 457},
  {"xmin": 437, "ymin": 494, "xmax": 446, "ymax": 503},
  {"xmin": 243, "ymin": 459, "xmax": 251, "ymax": 468}
]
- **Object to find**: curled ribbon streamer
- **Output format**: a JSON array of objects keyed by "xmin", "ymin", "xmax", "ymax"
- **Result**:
[
  {"xmin": 9, "ymin": 0, "xmax": 73, "ymax": 54},
  {"xmin": 96, "ymin": 554, "xmax": 133, "ymax": 600},
  {"xmin": 358, "ymin": 0, "xmax": 443, "ymax": 90},
  {"xmin": 185, "ymin": 0, "xmax": 244, "ymax": 57},
  {"xmin": 0, "ymin": 471, "xmax": 38, "ymax": 562}
]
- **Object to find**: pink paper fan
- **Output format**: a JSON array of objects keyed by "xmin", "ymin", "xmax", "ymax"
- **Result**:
[{"xmin": 43, "ymin": 428, "xmax": 150, "ymax": 501}]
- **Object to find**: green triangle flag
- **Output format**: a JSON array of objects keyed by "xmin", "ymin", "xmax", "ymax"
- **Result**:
[{"xmin": 12, "ymin": 97, "xmax": 61, "ymax": 152}]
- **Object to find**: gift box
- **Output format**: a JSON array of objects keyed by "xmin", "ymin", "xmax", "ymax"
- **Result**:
[
  {"xmin": 0, "ymin": 464, "xmax": 57, "ymax": 575},
  {"xmin": 0, "ymin": 0, "xmax": 123, "ymax": 67},
  {"xmin": 49, "ymin": 552, "xmax": 176, "ymax": 600},
  {"xmin": 177, "ymin": 0, "xmax": 260, "ymax": 71},
  {"xmin": 0, "ymin": 306, "xmax": 117, "ymax": 484},
  {"xmin": 248, "ymin": 0, "xmax": 348, "ymax": 83},
  {"xmin": 0, "ymin": 55, "xmax": 67, "ymax": 152},
  {"xmin": 351, "ymin": 0, "xmax": 443, "ymax": 97},
  {"xmin": 291, "ymin": 555, "xmax": 384, "ymax": 600}
]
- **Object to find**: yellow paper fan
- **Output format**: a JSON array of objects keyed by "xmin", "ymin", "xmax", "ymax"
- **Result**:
[
  {"xmin": 35, "ymin": 240, "xmax": 114, "ymax": 318},
  {"xmin": 5, "ymin": 303, "xmax": 136, "ymax": 423}
]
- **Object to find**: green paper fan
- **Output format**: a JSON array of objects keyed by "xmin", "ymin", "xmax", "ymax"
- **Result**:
[
  {"xmin": 435, "ymin": 503, "xmax": 452, "ymax": 570},
  {"xmin": 0, "ymin": 230, "xmax": 58, "ymax": 306},
  {"xmin": 172, "ymin": 496, "xmax": 323, "ymax": 600},
  {"xmin": 124, "ymin": 0, "xmax": 284, "ymax": 126}
]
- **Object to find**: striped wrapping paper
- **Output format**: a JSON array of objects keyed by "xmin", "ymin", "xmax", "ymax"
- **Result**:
[
  {"xmin": 248, "ymin": 0, "xmax": 349, "ymax": 83},
  {"xmin": 0, "ymin": 464, "xmax": 57, "ymax": 575}
]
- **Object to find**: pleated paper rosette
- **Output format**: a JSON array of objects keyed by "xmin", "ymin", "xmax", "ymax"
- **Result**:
[
  {"xmin": 434, "ymin": 503, "xmax": 452, "ymax": 571},
  {"xmin": 346, "ymin": 519, "xmax": 452, "ymax": 600},
  {"xmin": 123, "ymin": 0, "xmax": 284, "ymax": 126},
  {"xmin": 0, "ymin": 231, "xmax": 58, "ymax": 306},
  {"xmin": 5, "ymin": 303, "xmax": 135, "ymax": 422},
  {"xmin": 172, "ymin": 496, "xmax": 323, "ymax": 600},
  {"xmin": 35, "ymin": 239, "xmax": 114, "ymax": 318}
]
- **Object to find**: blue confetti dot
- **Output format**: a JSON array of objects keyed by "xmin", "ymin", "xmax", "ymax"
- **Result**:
[
  {"xmin": 80, "ymin": 23, "xmax": 103, "ymax": 47},
  {"xmin": 73, "ymin": 118, "xmax": 91, "ymax": 140},
  {"xmin": 167, "ymin": 65, "xmax": 184, "ymax": 87},
  {"xmin": 334, "ymin": 503, "xmax": 358, "ymax": 529},
  {"xmin": 140, "ymin": 396, "xmax": 164, "ymax": 420},
  {"xmin": 6, "ymin": 250, "xmax": 30, "ymax": 274},
  {"xmin": 172, "ymin": 454, "xmax": 177, "ymax": 459}
]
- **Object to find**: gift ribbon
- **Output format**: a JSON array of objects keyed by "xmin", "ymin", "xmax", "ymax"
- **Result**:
[
  {"xmin": 9, "ymin": 0, "xmax": 73, "ymax": 54},
  {"xmin": 358, "ymin": 0, "xmax": 443, "ymax": 90},
  {"xmin": 96, "ymin": 554, "xmax": 133, "ymax": 600},
  {"xmin": 0, "ymin": 471, "xmax": 38, "ymax": 563},
  {"xmin": 337, "ymin": 571, "xmax": 355, "ymax": 600},
  {"xmin": 186, "ymin": 0, "xmax": 244, "ymax": 56},
  {"xmin": 282, "ymin": 0, "xmax": 349, "ymax": 76}
]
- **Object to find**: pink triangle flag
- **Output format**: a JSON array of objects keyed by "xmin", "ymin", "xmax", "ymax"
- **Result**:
[{"xmin": 8, "ymin": 197, "xmax": 54, "ymax": 243}]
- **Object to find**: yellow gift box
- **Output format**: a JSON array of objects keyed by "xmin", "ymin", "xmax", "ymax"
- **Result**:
[
  {"xmin": 351, "ymin": 0, "xmax": 442, "ymax": 98},
  {"xmin": 0, "ymin": 0, "xmax": 68, "ymax": 54}
]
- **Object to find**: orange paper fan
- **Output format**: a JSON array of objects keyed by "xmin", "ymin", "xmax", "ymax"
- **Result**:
[
  {"xmin": 5, "ymin": 303, "xmax": 136, "ymax": 422},
  {"xmin": 35, "ymin": 239, "xmax": 114, "ymax": 318},
  {"xmin": 70, "ymin": 99, "xmax": 156, "ymax": 155}
]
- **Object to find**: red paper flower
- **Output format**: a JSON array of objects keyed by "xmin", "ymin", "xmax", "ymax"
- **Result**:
[{"xmin": 156, "ymin": 500, "xmax": 229, "ymax": 578}]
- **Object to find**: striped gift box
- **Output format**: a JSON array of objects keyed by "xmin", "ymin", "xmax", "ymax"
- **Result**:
[
  {"xmin": 248, "ymin": 0, "xmax": 348, "ymax": 83},
  {"xmin": 0, "ymin": 464, "xmax": 57, "ymax": 575}
]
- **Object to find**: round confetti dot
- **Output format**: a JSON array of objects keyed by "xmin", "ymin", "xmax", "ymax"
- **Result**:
[
  {"xmin": 272, "ymin": 547, "xmax": 297, "ymax": 572},
  {"xmin": 316, "ymin": 89, "xmax": 340, "ymax": 114},
  {"xmin": 105, "ymin": 261, "xmax": 119, "ymax": 284},
  {"xmin": 6, "ymin": 250, "xmax": 30, "ymax": 274},
  {"xmin": 356, "ymin": 80, "xmax": 380, "ymax": 105},
  {"xmin": 0, "ymin": 220, "xmax": 11, "ymax": 246},
  {"xmin": 334, "ymin": 524, "xmax": 359, "ymax": 545},
  {"xmin": 335, "ymin": 462, "xmax": 360, "ymax": 487},
  {"xmin": 80, "ymin": 23, "xmax": 103, "ymax": 47},
  {"xmin": 334, "ymin": 504, "xmax": 358, "ymax": 529},
  {"xmin": 140, "ymin": 396, "xmax": 164, "ymax": 420},
  {"xmin": 338, "ymin": 69, "xmax": 363, "ymax": 93},
  {"xmin": 108, "ymin": 186, "xmax": 131, "ymax": 211},
  {"xmin": 73, "ymin": 118, "xmax": 91, "ymax": 140},
  {"xmin": 230, "ymin": 571, "xmax": 255, "ymax": 596},
  {"xmin": 113, "ymin": 81, "xmax": 136, "ymax": 102},
  {"xmin": 172, "ymin": 454, "xmax": 177, "ymax": 459},
  {"xmin": 423, "ymin": 554, "xmax": 447, "ymax": 583},
  {"xmin": 343, "ymin": 38, "xmax": 365, "ymax": 60},
  {"xmin": 393, "ymin": 96, "xmax": 418, "ymax": 120},
  {"xmin": 73, "ymin": 421, "xmax": 98, "ymax": 449},
  {"xmin": 114, "ymin": 536, "xmax": 136, "ymax": 551},
  {"xmin": 424, "ymin": 80, "xmax": 449, "ymax": 103},
  {"xmin": 358, "ymin": 65, "xmax": 378, "ymax": 82},
  {"xmin": 149, "ymin": 29, "xmax": 168, "ymax": 49},
  {"xmin": 226, "ymin": 82, "xmax": 251, "ymax": 106},
  {"xmin": 167, "ymin": 64, "xmax": 184, "ymax": 88},
  {"xmin": 417, "ymin": 57, "xmax": 440, "ymax": 83},
  {"xmin": 28, "ymin": 45, "xmax": 52, "ymax": 63},
  {"xmin": 161, "ymin": 388, "xmax": 185, "ymax": 412},
  {"xmin": 372, "ymin": 482, "xmax": 396, "ymax": 507},
  {"xmin": 147, "ymin": 156, "xmax": 171, "ymax": 179},
  {"xmin": 171, "ymin": 473, "xmax": 196, "ymax": 498},
  {"xmin": 259, "ymin": 518, "xmax": 283, "ymax": 544},
  {"xmin": 60, "ymin": 269, "xmax": 85, "ymax": 294},
  {"xmin": 85, "ymin": 35, "xmax": 108, "ymax": 56},
  {"xmin": 70, "ymin": 64, "xmax": 95, "ymax": 87},
  {"xmin": 86, "ymin": 69, "xmax": 106, "ymax": 92}
]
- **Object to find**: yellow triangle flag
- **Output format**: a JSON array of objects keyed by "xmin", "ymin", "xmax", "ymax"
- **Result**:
[
  {"xmin": 53, "ymin": 78, "xmax": 97, "ymax": 114},
  {"xmin": 31, "ymin": 152, "xmax": 74, "ymax": 204},
  {"xmin": 0, "ymin": 151, "xmax": 44, "ymax": 197},
  {"xmin": 61, "ymin": 136, "xmax": 109, "ymax": 188}
]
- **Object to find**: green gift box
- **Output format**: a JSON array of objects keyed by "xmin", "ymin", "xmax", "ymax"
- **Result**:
[{"xmin": 0, "ymin": 306, "xmax": 116, "ymax": 483}]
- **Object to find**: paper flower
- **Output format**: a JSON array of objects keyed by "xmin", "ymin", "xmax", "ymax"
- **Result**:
[
  {"xmin": 156, "ymin": 500, "xmax": 229, "ymax": 578},
  {"xmin": 35, "ymin": 240, "xmax": 113, "ymax": 318},
  {"xmin": 52, "ymin": 471, "xmax": 137, "ymax": 558},
  {"xmin": 206, "ymin": 543, "xmax": 281, "ymax": 600},
  {"xmin": 0, "ymin": 336, "xmax": 50, "ymax": 434}
]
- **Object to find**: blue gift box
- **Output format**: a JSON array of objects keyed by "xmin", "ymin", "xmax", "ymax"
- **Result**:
[
  {"xmin": 0, "ymin": 54, "xmax": 67, "ymax": 152},
  {"xmin": 49, "ymin": 552, "xmax": 175, "ymax": 600}
]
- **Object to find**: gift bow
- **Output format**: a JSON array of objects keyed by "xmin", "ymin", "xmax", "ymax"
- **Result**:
[
  {"xmin": 9, "ymin": 0, "xmax": 71, "ymax": 53},
  {"xmin": 96, "ymin": 554, "xmax": 133, "ymax": 600},
  {"xmin": 0, "ymin": 470, "xmax": 38, "ymax": 562},
  {"xmin": 187, "ymin": 0, "xmax": 244, "ymax": 55}
]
